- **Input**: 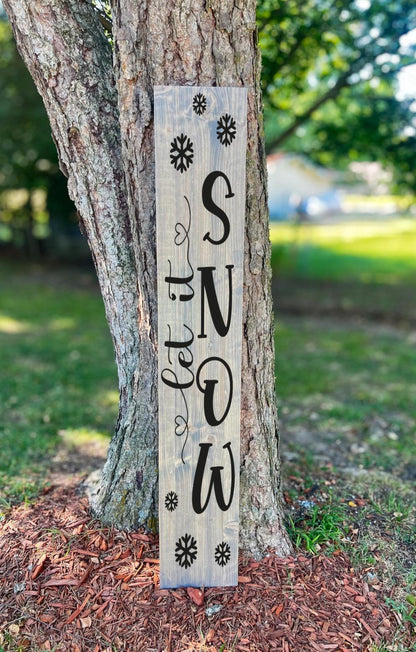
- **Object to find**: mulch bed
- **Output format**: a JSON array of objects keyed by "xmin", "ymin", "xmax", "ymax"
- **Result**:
[{"xmin": 0, "ymin": 482, "xmax": 408, "ymax": 651}]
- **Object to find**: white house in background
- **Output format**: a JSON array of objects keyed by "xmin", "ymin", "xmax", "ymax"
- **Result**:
[{"xmin": 267, "ymin": 152, "xmax": 341, "ymax": 220}]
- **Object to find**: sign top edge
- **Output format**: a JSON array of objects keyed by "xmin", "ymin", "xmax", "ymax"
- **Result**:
[{"xmin": 154, "ymin": 85, "xmax": 248, "ymax": 92}]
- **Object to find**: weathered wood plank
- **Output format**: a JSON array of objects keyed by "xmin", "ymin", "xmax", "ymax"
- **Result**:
[{"xmin": 154, "ymin": 86, "xmax": 247, "ymax": 588}]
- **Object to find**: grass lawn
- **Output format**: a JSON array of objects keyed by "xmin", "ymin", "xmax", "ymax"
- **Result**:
[
  {"xmin": 270, "ymin": 217, "xmax": 416, "ymax": 644},
  {"xmin": 0, "ymin": 260, "xmax": 117, "ymax": 506},
  {"xmin": 277, "ymin": 315, "xmax": 416, "ymax": 648},
  {"xmin": 278, "ymin": 316, "xmax": 416, "ymax": 475},
  {"xmin": 270, "ymin": 217, "xmax": 416, "ymax": 284}
]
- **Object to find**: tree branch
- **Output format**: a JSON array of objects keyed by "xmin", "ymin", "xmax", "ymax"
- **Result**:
[
  {"xmin": 266, "ymin": 69, "xmax": 354, "ymax": 152},
  {"xmin": 264, "ymin": 27, "xmax": 399, "ymax": 153}
]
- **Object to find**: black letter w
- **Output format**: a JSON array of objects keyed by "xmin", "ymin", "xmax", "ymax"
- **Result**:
[{"xmin": 192, "ymin": 442, "xmax": 235, "ymax": 514}]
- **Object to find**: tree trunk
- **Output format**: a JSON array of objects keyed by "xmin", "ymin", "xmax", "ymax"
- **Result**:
[{"xmin": 4, "ymin": 0, "xmax": 291, "ymax": 558}]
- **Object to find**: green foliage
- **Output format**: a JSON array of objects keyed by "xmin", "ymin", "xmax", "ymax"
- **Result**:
[
  {"xmin": 370, "ymin": 492, "xmax": 412, "ymax": 523},
  {"xmin": 2, "ymin": 1, "xmax": 415, "ymax": 242},
  {"xmin": 92, "ymin": 0, "xmax": 113, "ymax": 39},
  {"xmin": 370, "ymin": 644, "xmax": 416, "ymax": 652},
  {"xmin": 258, "ymin": 0, "xmax": 416, "ymax": 193},
  {"xmin": 0, "ymin": 21, "xmax": 53, "ymax": 190},
  {"xmin": 0, "ymin": 19, "xmax": 76, "ymax": 252}
]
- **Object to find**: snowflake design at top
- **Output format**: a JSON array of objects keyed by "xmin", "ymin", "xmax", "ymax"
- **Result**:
[
  {"xmin": 170, "ymin": 133, "xmax": 194, "ymax": 173},
  {"xmin": 214, "ymin": 541, "xmax": 231, "ymax": 567},
  {"xmin": 216, "ymin": 113, "xmax": 237, "ymax": 147},
  {"xmin": 193, "ymin": 93, "xmax": 207, "ymax": 116},
  {"xmin": 175, "ymin": 533, "xmax": 197, "ymax": 569},
  {"xmin": 164, "ymin": 491, "xmax": 178, "ymax": 512}
]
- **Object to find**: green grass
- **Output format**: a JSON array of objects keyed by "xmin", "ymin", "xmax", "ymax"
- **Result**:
[
  {"xmin": 271, "ymin": 217, "xmax": 416, "ymax": 283},
  {"xmin": 0, "ymin": 260, "xmax": 117, "ymax": 505},
  {"xmin": 385, "ymin": 595, "xmax": 416, "ymax": 640},
  {"xmin": 286, "ymin": 499, "xmax": 346, "ymax": 553},
  {"xmin": 277, "ymin": 317, "xmax": 416, "ymax": 475},
  {"xmin": 277, "ymin": 311, "xmax": 416, "ymax": 638}
]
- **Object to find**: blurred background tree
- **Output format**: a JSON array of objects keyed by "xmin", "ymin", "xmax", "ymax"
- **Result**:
[
  {"xmin": 0, "ymin": 13, "xmax": 76, "ymax": 257},
  {"xmin": 259, "ymin": 0, "xmax": 416, "ymax": 194}
]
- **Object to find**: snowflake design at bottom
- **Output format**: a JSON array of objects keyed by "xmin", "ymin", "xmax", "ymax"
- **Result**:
[
  {"xmin": 214, "ymin": 541, "xmax": 231, "ymax": 567},
  {"xmin": 175, "ymin": 533, "xmax": 197, "ymax": 569}
]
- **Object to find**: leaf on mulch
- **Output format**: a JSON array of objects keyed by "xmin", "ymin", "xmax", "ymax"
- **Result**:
[{"xmin": 0, "ymin": 482, "xmax": 413, "ymax": 651}]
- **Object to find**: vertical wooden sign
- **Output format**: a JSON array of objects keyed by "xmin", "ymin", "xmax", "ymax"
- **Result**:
[{"xmin": 154, "ymin": 86, "xmax": 247, "ymax": 588}]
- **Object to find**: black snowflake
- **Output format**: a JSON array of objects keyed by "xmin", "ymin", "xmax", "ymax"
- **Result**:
[
  {"xmin": 164, "ymin": 491, "xmax": 178, "ymax": 512},
  {"xmin": 175, "ymin": 533, "xmax": 197, "ymax": 569},
  {"xmin": 193, "ymin": 93, "xmax": 207, "ymax": 116},
  {"xmin": 216, "ymin": 113, "xmax": 236, "ymax": 147},
  {"xmin": 170, "ymin": 133, "xmax": 194, "ymax": 173},
  {"xmin": 214, "ymin": 541, "xmax": 231, "ymax": 567}
]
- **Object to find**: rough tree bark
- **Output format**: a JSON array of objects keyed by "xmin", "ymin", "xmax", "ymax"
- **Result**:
[{"xmin": 4, "ymin": 0, "xmax": 292, "ymax": 558}]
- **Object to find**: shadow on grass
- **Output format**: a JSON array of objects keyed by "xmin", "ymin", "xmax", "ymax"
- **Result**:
[{"xmin": 273, "ymin": 275, "xmax": 416, "ymax": 325}]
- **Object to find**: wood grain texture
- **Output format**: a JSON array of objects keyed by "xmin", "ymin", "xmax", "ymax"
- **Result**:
[{"xmin": 155, "ymin": 86, "xmax": 247, "ymax": 588}]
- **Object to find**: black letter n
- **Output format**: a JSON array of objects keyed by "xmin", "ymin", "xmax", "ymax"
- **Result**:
[{"xmin": 197, "ymin": 265, "xmax": 234, "ymax": 338}]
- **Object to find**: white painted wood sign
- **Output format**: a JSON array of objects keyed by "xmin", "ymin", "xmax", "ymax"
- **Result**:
[{"xmin": 154, "ymin": 86, "xmax": 247, "ymax": 588}]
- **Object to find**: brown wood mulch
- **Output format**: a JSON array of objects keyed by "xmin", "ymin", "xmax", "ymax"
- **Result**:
[{"xmin": 0, "ymin": 482, "xmax": 407, "ymax": 652}]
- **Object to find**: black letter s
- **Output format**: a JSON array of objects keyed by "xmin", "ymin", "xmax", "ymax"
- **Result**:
[{"xmin": 202, "ymin": 171, "xmax": 234, "ymax": 245}]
